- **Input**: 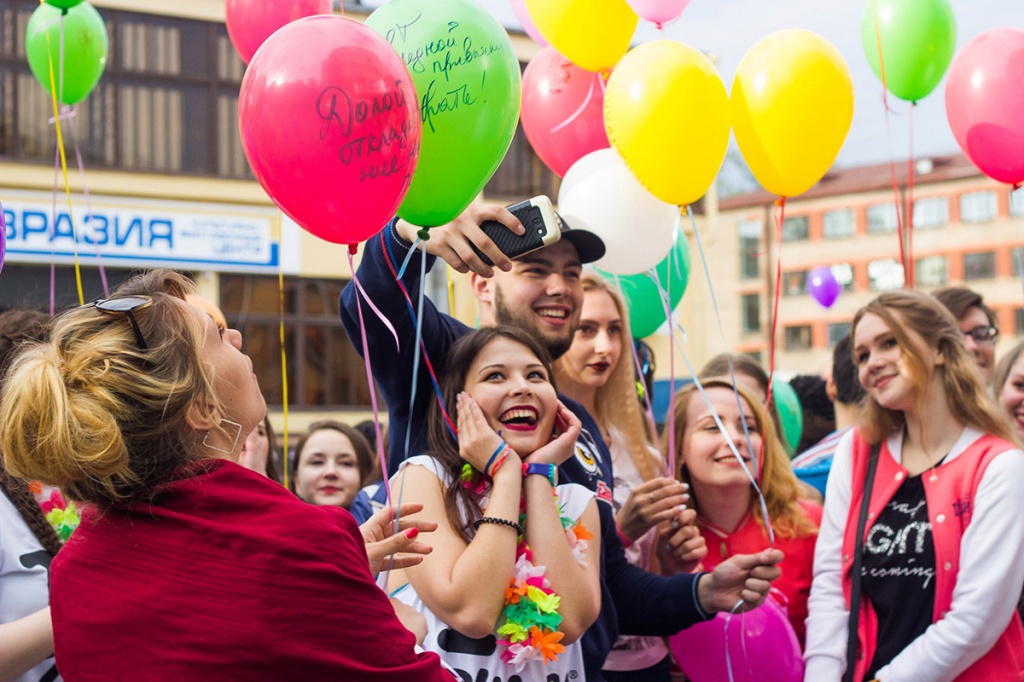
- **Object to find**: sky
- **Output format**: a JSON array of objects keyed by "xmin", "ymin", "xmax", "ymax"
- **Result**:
[{"xmin": 360, "ymin": 0, "xmax": 1023, "ymax": 170}]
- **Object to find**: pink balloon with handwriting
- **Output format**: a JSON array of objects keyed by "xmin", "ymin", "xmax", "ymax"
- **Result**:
[
  {"xmin": 239, "ymin": 16, "xmax": 421, "ymax": 245},
  {"xmin": 945, "ymin": 28, "xmax": 1024, "ymax": 186},
  {"xmin": 226, "ymin": 0, "xmax": 332, "ymax": 64},
  {"xmin": 626, "ymin": 0, "xmax": 692, "ymax": 27},
  {"xmin": 521, "ymin": 46, "xmax": 609, "ymax": 177}
]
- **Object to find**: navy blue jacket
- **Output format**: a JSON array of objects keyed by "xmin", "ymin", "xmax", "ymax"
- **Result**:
[{"xmin": 340, "ymin": 223, "xmax": 711, "ymax": 680}]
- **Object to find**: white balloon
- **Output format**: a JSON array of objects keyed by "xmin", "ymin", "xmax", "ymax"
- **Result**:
[{"xmin": 558, "ymin": 148, "xmax": 677, "ymax": 275}]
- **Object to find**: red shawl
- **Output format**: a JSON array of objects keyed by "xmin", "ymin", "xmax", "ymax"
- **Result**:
[{"xmin": 51, "ymin": 459, "xmax": 449, "ymax": 681}]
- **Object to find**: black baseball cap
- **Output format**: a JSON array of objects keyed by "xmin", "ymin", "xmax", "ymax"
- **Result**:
[{"xmin": 556, "ymin": 212, "xmax": 606, "ymax": 264}]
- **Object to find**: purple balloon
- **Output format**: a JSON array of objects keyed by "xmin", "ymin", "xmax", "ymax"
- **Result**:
[
  {"xmin": 669, "ymin": 595, "xmax": 803, "ymax": 682},
  {"xmin": 808, "ymin": 265, "xmax": 841, "ymax": 308}
]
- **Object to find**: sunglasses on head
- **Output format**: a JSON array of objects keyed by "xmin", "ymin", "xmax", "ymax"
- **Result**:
[{"xmin": 84, "ymin": 296, "xmax": 153, "ymax": 351}]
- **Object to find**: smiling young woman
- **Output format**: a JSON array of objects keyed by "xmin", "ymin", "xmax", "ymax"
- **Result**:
[{"xmin": 806, "ymin": 290, "xmax": 1024, "ymax": 682}]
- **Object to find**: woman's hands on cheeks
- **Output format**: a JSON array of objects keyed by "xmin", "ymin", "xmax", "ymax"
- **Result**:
[
  {"xmin": 617, "ymin": 477, "xmax": 690, "ymax": 542},
  {"xmin": 656, "ymin": 507, "xmax": 707, "ymax": 575},
  {"xmin": 524, "ymin": 402, "xmax": 582, "ymax": 468},
  {"xmin": 361, "ymin": 503, "xmax": 437, "ymax": 576},
  {"xmin": 395, "ymin": 202, "xmax": 525, "ymax": 278},
  {"xmin": 456, "ymin": 392, "xmax": 522, "ymax": 478},
  {"xmin": 697, "ymin": 549, "xmax": 784, "ymax": 614}
]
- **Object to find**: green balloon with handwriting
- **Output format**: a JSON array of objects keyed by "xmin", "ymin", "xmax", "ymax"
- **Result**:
[
  {"xmin": 366, "ymin": 0, "xmax": 522, "ymax": 227},
  {"xmin": 599, "ymin": 228, "xmax": 691, "ymax": 339},
  {"xmin": 26, "ymin": 1, "xmax": 108, "ymax": 105}
]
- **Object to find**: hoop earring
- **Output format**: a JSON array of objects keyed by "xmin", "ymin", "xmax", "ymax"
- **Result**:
[{"xmin": 202, "ymin": 419, "xmax": 243, "ymax": 455}]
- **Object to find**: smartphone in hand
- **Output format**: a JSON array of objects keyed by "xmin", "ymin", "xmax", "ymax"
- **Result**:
[{"xmin": 472, "ymin": 196, "xmax": 562, "ymax": 266}]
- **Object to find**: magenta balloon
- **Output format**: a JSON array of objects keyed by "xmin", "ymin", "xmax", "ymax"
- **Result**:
[
  {"xmin": 945, "ymin": 28, "xmax": 1024, "ymax": 186},
  {"xmin": 625, "ymin": 0, "xmax": 692, "ymax": 27},
  {"xmin": 508, "ymin": 0, "xmax": 548, "ymax": 46},
  {"xmin": 808, "ymin": 265, "xmax": 841, "ymax": 308},
  {"xmin": 521, "ymin": 47, "xmax": 610, "ymax": 177},
  {"xmin": 226, "ymin": 0, "xmax": 332, "ymax": 64},
  {"xmin": 238, "ymin": 16, "xmax": 421, "ymax": 246},
  {"xmin": 669, "ymin": 596, "xmax": 803, "ymax": 682}
]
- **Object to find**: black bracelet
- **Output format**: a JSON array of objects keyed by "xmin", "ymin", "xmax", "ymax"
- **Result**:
[{"xmin": 473, "ymin": 516, "xmax": 524, "ymax": 535}]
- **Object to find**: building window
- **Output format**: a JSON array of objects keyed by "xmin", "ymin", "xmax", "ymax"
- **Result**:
[
  {"xmin": 738, "ymin": 220, "xmax": 761, "ymax": 280},
  {"xmin": 1016, "ymin": 308, "xmax": 1024, "ymax": 335},
  {"xmin": 830, "ymin": 263, "xmax": 855, "ymax": 292},
  {"xmin": 0, "ymin": 264, "xmax": 140, "ymax": 311},
  {"xmin": 822, "ymin": 209, "xmax": 854, "ymax": 238},
  {"xmin": 867, "ymin": 203, "xmax": 899, "ymax": 233},
  {"xmin": 913, "ymin": 197, "xmax": 948, "ymax": 229},
  {"xmin": 963, "ymin": 251, "xmax": 996, "ymax": 280},
  {"xmin": 783, "ymin": 270, "xmax": 808, "ymax": 297},
  {"xmin": 915, "ymin": 255, "xmax": 948, "ymax": 287},
  {"xmin": 741, "ymin": 293, "xmax": 760, "ymax": 334},
  {"xmin": 1012, "ymin": 247, "xmax": 1024, "ymax": 276},
  {"xmin": 0, "ymin": 2, "xmax": 250, "ymax": 178},
  {"xmin": 486, "ymin": 122, "xmax": 561, "ymax": 201},
  {"xmin": 784, "ymin": 325, "xmax": 812, "ymax": 351},
  {"xmin": 782, "ymin": 215, "xmax": 809, "ymax": 242},
  {"xmin": 828, "ymin": 322, "xmax": 851, "ymax": 347},
  {"xmin": 960, "ymin": 191, "xmax": 998, "ymax": 223},
  {"xmin": 1012, "ymin": 187, "xmax": 1024, "ymax": 217},
  {"xmin": 868, "ymin": 258, "xmax": 904, "ymax": 291},
  {"xmin": 219, "ymin": 275, "xmax": 372, "ymax": 409}
]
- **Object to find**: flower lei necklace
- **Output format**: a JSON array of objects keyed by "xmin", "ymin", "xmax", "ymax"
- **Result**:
[{"xmin": 461, "ymin": 464, "xmax": 593, "ymax": 672}]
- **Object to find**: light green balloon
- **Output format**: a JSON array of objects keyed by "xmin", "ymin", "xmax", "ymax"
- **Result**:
[
  {"xmin": 598, "ymin": 227, "xmax": 691, "ymax": 339},
  {"xmin": 366, "ymin": 0, "xmax": 522, "ymax": 228},
  {"xmin": 26, "ymin": 1, "xmax": 108, "ymax": 105},
  {"xmin": 772, "ymin": 379, "xmax": 803, "ymax": 457},
  {"xmin": 861, "ymin": 0, "xmax": 956, "ymax": 102}
]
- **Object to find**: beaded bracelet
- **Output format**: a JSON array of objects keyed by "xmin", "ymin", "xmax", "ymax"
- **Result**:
[{"xmin": 473, "ymin": 516, "xmax": 524, "ymax": 535}]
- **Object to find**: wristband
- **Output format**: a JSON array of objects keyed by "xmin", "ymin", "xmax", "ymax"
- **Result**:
[
  {"xmin": 522, "ymin": 462, "xmax": 557, "ymax": 487},
  {"xmin": 484, "ymin": 442, "xmax": 506, "ymax": 476}
]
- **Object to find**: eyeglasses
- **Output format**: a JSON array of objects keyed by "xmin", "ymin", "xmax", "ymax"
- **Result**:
[
  {"xmin": 963, "ymin": 325, "xmax": 999, "ymax": 345},
  {"xmin": 85, "ymin": 296, "xmax": 153, "ymax": 351}
]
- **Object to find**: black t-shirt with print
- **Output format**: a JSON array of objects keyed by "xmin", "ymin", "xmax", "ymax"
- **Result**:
[{"xmin": 861, "ymin": 473, "xmax": 936, "ymax": 677}]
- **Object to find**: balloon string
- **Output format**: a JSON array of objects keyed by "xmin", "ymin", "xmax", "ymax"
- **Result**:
[
  {"xmin": 647, "ymin": 239, "xmax": 677, "ymax": 477},
  {"xmin": 50, "ymin": 143, "xmax": 59, "ymax": 315},
  {"xmin": 906, "ymin": 103, "xmax": 915, "ymax": 288},
  {"xmin": 871, "ymin": 0, "xmax": 909, "ymax": 287},
  {"xmin": 381, "ymin": 229, "xmax": 458, "ymax": 441},
  {"xmin": 347, "ymin": 248, "xmax": 393, "ymax": 512},
  {"xmin": 278, "ymin": 259, "xmax": 290, "ymax": 490},
  {"xmin": 42, "ymin": 9, "xmax": 84, "ymax": 305},
  {"xmin": 765, "ymin": 199, "xmax": 785, "ymax": 471},
  {"xmin": 65, "ymin": 107, "xmax": 109, "ymax": 296},
  {"xmin": 550, "ymin": 73, "xmax": 596, "ymax": 134},
  {"xmin": 687, "ymin": 208, "xmax": 761, "ymax": 481},
  {"xmin": 447, "ymin": 264, "xmax": 455, "ymax": 315},
  {"xmin": 348, "ymin": 245, "xmax": 401, "ymax": 353},
  {"xmin": 402, "ymin": 239, "xmax": 429, "ymax": 464},
  {"xmin": 671, "ymin": 332, "xmax": 775, "ymax": 547}
]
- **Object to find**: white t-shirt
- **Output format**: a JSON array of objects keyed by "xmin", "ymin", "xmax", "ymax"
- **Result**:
[
  {"xmin": 390, "ymin": 455, "xmax": 592, "ymax": 680},
  {"xmin": 0, "ymin": 490, "xmax": 59, "ymax": 682}
]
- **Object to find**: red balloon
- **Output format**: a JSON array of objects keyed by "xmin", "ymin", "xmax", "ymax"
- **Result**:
[
  {"xmin": 226, "ymin": 0, "xmax": 332, "ymax": 65},
  {"xmin": 945, "ymin": 27, "xmax": 1024, "ymax": 186},
  {"xmin": 521, "ymin": 46, "xmax": 610, "ymax": 178},
  {"xmin": 239, "ymin": 16, "xmax": 421, "ymax": 246}
]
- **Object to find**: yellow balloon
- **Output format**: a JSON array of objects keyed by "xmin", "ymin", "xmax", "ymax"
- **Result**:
[
  {"xmin": 526, "ymin": 0, "xmax": 638, "ymax": 73},
  {"xmin": 604, "ymin": 40, "xmax": 730, "ymax": 206},
  {"xmin": 731, "ymin": 29, "xmax": 854, "ymax": 198}
]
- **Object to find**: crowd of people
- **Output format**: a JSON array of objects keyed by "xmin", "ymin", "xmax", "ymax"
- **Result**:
[{"xmin": 1, "ymin": 202, "xmax": 1022, "ymax": 682}]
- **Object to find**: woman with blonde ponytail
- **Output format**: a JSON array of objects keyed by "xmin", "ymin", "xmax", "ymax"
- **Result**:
[{"xmin": 0, "ymin": 270, "xmax": 451, "ymax": 681}]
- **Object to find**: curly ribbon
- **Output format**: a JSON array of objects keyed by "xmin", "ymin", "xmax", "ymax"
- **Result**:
[
  {"xmin": 765, "ymin": 199, "xmax": 785, "ymax": 461},
  {"xmin": 549, "ymin": 71, "xmax": 597, "ymax": 134}
]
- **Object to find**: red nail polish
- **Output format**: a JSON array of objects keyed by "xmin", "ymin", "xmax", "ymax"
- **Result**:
[{"xmin": 405, "ymin": 528, "xmax": 419, "ymax": 540}]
